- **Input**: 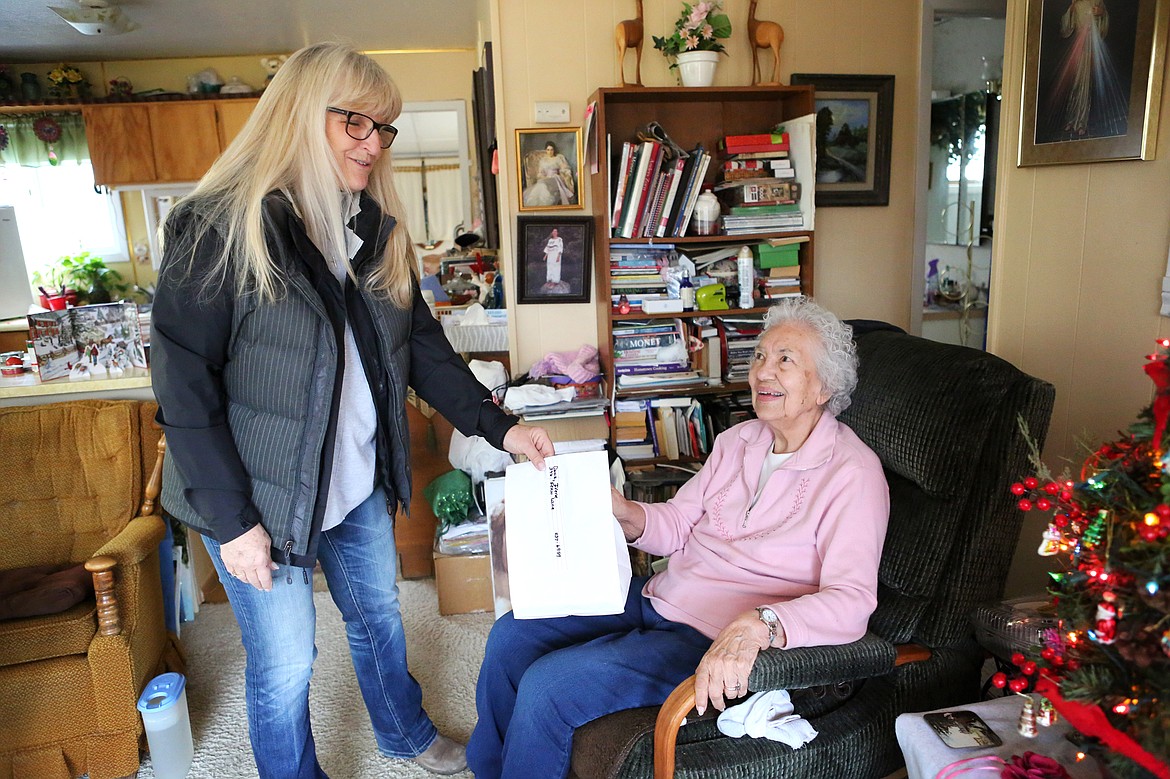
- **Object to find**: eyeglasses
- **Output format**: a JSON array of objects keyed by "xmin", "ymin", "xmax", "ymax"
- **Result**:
[{"xmin": 327, "ymin": 107, "xmax": 398, "ymax": 149}]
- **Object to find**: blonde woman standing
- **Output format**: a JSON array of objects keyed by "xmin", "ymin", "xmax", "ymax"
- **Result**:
[{"xmin": 152, "ymin": 43, "xmax": 552, "ymax": 778}]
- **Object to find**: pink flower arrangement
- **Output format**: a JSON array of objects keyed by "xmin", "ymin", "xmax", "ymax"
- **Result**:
[{"xmin": 652, "ymin": 1, "xmax": 732, "ymax": 59}]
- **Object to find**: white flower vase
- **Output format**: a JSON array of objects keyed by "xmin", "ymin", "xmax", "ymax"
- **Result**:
[{"xmin": 675, "ymin": 51, "xmax": 720, "ymax": 87}]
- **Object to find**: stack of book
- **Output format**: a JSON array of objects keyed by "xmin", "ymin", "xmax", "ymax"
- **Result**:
[
  {"xmin": 609, "ymin": 245, "xmax": 672, "ymax": 313},
  {"xmin": 717, "ymin": 315, "xmax": 765, "ymax": 383},
  {"xmin": 613, "ymin": 397, "xmax": 711, "ymax": 462},
  {"xmin": 612, "ymin": 319, "xmax": 703, "ymax": 391},
  {"xmin": 714, "ymin": 132, "xmax": 805, "ymax": 234},
  {"xmin": 610, "ymin": 137, "xmax": 712, "ymax": 239},
  {"xmin": 754, "ymin": 235, "xmax": 807, "ymax": 301},
  {"xmin": 613, "ymin": 400, "xmax": 655, "ymax": 461}
]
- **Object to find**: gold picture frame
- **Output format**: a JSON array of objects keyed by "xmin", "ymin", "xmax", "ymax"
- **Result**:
[
  {"xmin": 1019, "ymin": 0, "xmax": 1168, "ymax": 166},
  {"xmin": 515, "ymin": 128, "xmax": 584, "ymax": 212}
]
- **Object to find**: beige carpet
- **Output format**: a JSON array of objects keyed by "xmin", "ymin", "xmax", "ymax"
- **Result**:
[{"xmin": 135, "ymin": 578, "xmax": 494, "ymax": 778}]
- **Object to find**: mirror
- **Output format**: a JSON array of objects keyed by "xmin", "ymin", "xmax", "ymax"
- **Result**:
[
  {"xmin": 391, "ymin": 100, "xmax": 474, "ymax": 256},
  {"xmin": 926, "ymin": 11, "xmax": 1004, "ymax": 247},
  {"xmin": 919, "ymin": 6, "xmax": 1005, "ymax": 349},
  {"xmin": 927, "ymin": 90, "xmax": 989, "ymax": 245}
]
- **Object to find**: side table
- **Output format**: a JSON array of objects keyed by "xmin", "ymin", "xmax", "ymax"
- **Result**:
[{"xmin": 896, "ymin": 696, "xmax": 1097, "ymax": 779}]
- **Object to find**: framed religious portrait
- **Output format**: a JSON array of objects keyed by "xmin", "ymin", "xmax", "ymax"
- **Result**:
[
  {"xmin": 515, "ymin": 215, "xmax": 593, "ymax": 304},
  {"xmin": 1019, "ymin": 0, "xmax": 1168, "ymax": 166},
  {"xmin": 515, "ymin": 128, "xmax": 584, "ymax": 212},
  {"xmin": 790, "ymin": 73, "xmax": 895, "ymax": 207}
]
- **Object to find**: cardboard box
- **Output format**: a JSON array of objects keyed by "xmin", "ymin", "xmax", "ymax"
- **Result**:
[
  {"xmin": 433, "ymin": 550, "xmax": 493, "ymax": 615},
  {"xmin": 753, "ymin": 244, "xmax": 800, "ymax": 268}
]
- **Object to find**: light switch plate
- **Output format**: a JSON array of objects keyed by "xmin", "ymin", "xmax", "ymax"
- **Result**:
[{"xmin": 534, "ymin": 101, "xmax": 570, "ymax": 124}]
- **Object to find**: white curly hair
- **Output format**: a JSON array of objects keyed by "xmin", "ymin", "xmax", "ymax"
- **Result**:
[{"xmin": 761, "ymin": 296, "xmax": 858, "ymax": 415}]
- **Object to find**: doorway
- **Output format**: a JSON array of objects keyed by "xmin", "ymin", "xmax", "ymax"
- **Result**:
[{"xmin": 916, "ymin": 1, "xmax": 1006, "ymax": 349}]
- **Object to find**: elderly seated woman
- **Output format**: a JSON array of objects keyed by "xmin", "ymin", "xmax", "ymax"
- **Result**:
[{"xmin": 466, "ymin": 297, "xmax": 891, "ymax": 779}]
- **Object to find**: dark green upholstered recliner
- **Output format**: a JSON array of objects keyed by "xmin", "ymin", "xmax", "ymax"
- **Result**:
[{"xmin": 569, "ymin": 325, "xmax": 1056, "ymax": 779}]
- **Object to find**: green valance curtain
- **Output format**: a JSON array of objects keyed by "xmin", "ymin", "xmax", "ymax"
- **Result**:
[{"xmin": 0, "ymin": 112, "xmax": 89, "ymax": 166}]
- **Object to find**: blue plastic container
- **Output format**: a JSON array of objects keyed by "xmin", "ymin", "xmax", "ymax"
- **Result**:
[{"xmin": 136, "ymin": 672, "xmax": 193, "ymax": 779}]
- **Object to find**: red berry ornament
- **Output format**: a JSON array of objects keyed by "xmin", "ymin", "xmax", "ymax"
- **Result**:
[
  {"xmin": 991, "ymin": 672, "xmax": 1008, "ymax": 689},
  {"xmin": 1036, "ymin": 498, "xmax": 1052, "ymax": 511},
  {"xmin": 1018, "ymin": 499, "xmax": 1033, "ymax": 511},
  {"xmin": 1024, "ymin": 477, "xmax": 1039, "ymax": 489},
  {"xmin": 1009, "ymin": 677, "xmax": 1028, "ymax": 693},
  {"xmin": 1022, "ymin": 661, "xmax": 1037, "ymax": 675},
  {"xmin": 1011, "ymin": 483, "xmax": 1026, "ymax": 496}
]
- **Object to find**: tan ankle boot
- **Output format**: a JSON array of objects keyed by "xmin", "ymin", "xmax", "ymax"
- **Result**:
[{"xmin": 413, "ymin": 734, "xmax": 467, "ymax": 775}]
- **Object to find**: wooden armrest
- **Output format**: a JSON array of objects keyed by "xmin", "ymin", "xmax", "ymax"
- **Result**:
[
  {"xmin": 140, "ymin": 434, "xmax": 166, "ymax": 517},
  {"xmin": 651, "ymin": 643, "xmax": 932, "ymax": 778},
  {"xmin": 85, "ymin": 555, "xmax": 121, "ymax": 637}
]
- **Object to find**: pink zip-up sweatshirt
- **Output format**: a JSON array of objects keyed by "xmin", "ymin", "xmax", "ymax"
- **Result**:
[{"xmin": 634, "ymin": 413, "xmax": 890, "ymax": 648}]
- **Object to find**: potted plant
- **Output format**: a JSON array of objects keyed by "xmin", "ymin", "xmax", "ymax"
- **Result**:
[
  {"xmin": 36, "ymin": 252, "xmax": 130, "ymax": 306},
  {"xmin": 652, "ymin": 1, "xmax": 732, "ymax": 87}
]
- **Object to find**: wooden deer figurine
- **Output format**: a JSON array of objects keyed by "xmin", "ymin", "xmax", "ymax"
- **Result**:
[
  {"xmin": 748, "ymin": 0, "xmax": 784, "ymax": 86},
  {"xmin": 615, "ymin": 0, "xmax": 645, "ymax": 87}
]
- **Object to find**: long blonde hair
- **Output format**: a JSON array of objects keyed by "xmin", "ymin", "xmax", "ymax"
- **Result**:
[{"xmin": 165, "ymin": 42, "xmax": 416, "ymax": 307}]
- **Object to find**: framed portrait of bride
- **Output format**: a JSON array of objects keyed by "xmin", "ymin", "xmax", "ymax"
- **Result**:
[
  {"xmin": 515, "ymin": 215, "xmax": 593, "ymax": 304},
  {"xmin": 516, "ymin": 128, "xmax": 584, "ymax": 212}
]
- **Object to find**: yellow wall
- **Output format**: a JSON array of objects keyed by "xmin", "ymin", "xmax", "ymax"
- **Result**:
[
  {"xmin": 990, "ymin": 5, "xmax": 1170, "ymax": 595},
  {"xmin": 490, "ymin": 0, "xmax": 923, "ymax": 373}
]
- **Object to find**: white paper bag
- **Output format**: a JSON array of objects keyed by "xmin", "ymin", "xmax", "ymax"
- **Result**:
[{"xmin": 504, "ymin": 450, "xmax": 632, "ymax": 619}]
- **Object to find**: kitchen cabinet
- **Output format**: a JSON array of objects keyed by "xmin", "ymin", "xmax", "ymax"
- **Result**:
[
  {"xmin": 83, "ymin": 104, "xmax": 156, "ymax": 185},
  {"xmin": 83, "ymin": 98, "xmax": 259, "ymax": 187}
]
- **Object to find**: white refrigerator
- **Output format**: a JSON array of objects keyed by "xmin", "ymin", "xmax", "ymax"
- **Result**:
[{"xmin": 0, "ymin": 206, "xmax": 33, "ymax": 320}]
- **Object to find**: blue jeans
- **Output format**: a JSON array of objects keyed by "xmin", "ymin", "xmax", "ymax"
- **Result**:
[
  {"xmin": 466, "ymin": 577, "xmax": 712, "ymax": 779},
  {"xmin": 203, "ymin": 489, "xmax": 436, "ymax": 779}
]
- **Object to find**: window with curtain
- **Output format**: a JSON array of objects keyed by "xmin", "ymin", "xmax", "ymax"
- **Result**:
[
  {"xmin": 0, "ymin": 112, "xmax": 128, "ymax": 284},
  {"xmin": 393, "ymin": 157, "xmax": 464, "ymax": 249}
]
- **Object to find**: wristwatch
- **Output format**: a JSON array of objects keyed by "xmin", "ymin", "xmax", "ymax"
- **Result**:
[{"xmin": 755, "ymin": 606, "xmax": 780, "ymax": 647}]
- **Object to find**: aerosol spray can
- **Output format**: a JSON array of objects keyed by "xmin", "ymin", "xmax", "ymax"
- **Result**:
[{"xmin": 736, "ymin": 245, "xmax": 754, "ymax": 310}]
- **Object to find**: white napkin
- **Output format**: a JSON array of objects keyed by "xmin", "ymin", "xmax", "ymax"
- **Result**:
[
  {"xmin": 459, "ymin": 302, "xmax": 491, "ymax": 325},
  {"xmin": 716, "ymin": 690, "xmax": 819, "ymax": 749},
  {"xmin": 503, "ymin": 385, "xmax": 576, "ymax": 410}
]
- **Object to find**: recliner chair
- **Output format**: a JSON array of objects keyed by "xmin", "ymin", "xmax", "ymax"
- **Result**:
[{"xmin": 570, "ymin": 325, "xmax": 1056, "ymax": 778}]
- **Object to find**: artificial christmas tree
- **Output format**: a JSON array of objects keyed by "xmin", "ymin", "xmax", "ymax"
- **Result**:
[{"xmin": 1014, "ymin": 341, "xmax": 1170, "ymax": 778}]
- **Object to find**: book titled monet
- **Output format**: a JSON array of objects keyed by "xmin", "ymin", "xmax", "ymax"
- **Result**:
[{"xmin": 27, "ymin": 302, "xmax": 148, "ymax": 382}]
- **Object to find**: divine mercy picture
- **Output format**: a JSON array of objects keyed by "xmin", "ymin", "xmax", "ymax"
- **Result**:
[
  {"xmin": 1033, "ymin": 0, "xmax": 1137, "ymax": 144},
  {"xmin": 1019, "ymin": 0, "xmax": 1165, "ymax": 165}
]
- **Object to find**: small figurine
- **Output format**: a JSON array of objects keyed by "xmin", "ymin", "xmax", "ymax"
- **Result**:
[
  {"xmin": 108, "ymin": 77, "xmax": 133, "ymax": 99},
  {"xmin": 1037, "ymin": 523, "xmax": 1062, "ymax": 555},
  {"xmin": 1016, "ymin": 695, "xmax": 1038, "ymax": 738},
  {"xmin": 260, "ymin": 55, "xmax": 288, "ymax": 86},
  {"xmin": 748, "ymin": 0, "xmax": 784, "ymax": 86},
  {"xmin": 1036, "ymin": 697, "xmax": 1058, "ymax": 727},
  {"xmin": 615, "ymin": 0, "xmax": 644, "ymax": 88}
]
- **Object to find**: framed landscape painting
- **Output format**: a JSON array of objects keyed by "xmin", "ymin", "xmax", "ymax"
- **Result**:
[
  {"xmin": 515, "ymin": 215, "xmax": 593, "ymax": 304},
  {"xmin": 1019, "ymin": 0, "xmax": 1167, "ymax": 166},
  {"xmin": 790, "ymin": 73, "xmax": 895, "ymax": 207}
]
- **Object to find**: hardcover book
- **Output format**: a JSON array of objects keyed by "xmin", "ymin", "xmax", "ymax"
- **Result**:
[{"xmin": 27, "ymin": 302, "xmax": 148, "ymax": 382}]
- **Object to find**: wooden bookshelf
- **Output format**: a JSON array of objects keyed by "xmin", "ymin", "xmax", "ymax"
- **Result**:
[{"xmin": 588, "ymin": 86, "xmax": 816, "ymax": 463}]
